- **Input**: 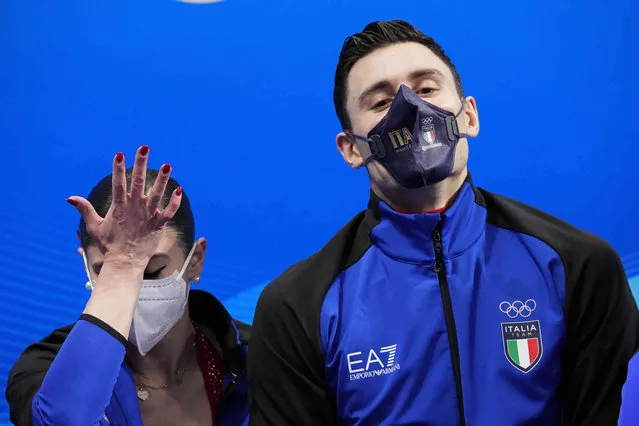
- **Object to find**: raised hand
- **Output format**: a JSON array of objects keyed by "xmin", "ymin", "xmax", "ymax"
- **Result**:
[{"xmin": 67, "ymin": 145, "xmax": 182, "ymax": 265}]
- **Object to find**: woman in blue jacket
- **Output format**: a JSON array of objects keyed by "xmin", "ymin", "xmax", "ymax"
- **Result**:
[{"xmin": 6, "ymin": 146, "xmax": 249, "ymax": 426}]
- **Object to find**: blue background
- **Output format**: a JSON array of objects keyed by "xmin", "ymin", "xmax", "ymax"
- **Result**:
[{"xmin": 1, "ymin": 0, "xmax": 638, "ymax": 424}]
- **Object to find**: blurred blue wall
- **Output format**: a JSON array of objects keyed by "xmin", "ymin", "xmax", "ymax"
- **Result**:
[{"xmin": 1, "ymin": 0, "xmax": 638, "ymax": 423}]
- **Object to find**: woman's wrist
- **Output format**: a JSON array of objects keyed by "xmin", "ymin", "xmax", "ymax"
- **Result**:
[
  {"xmin": 103, "ymin": 250, "xmax": 150, "ymax": 271},
  {"xmin": 82, "ymin": 253, "xmax": 149, "ymax": 338},
  {"xmin": 91, "ymin": 255, "xmax": 147, "ymax": 293}
]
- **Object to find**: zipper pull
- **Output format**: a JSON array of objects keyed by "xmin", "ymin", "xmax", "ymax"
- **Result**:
[
  {"xmin": 432, "ymin": 259, "xmax": 442, "ymax": 273},
  {"xmin": 433, "ymin": 230, "xmax": 442, "ymax": 245},
  {"xmin": 432, "ymin": 229, "xmax": 443, "ymax": 272},
  {"xmin": 222, "ymin": 371, "xmax": 239, "ymax": 401}
]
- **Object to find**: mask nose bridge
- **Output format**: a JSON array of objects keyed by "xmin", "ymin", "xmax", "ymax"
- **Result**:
[{"xmin": 395, "ymin": 84, "xmax": 422, "ymax": 105}]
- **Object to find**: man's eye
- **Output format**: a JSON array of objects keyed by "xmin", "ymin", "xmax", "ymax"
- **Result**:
[
  {"xmin": 372, "ymin": 99, "xmax": 392, "ymax": 110},
  {"xmin": 417, "ymin": 87, "xmax": 435, "ymax": 95},
  {"xmin": 144, "ymin": 266, "xmax": 166, "ymax": 279}
]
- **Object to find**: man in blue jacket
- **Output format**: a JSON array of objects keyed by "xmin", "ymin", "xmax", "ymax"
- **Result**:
[{"xmin": 247, "ymin": 20, "xmax": 639, "ymax": 425}]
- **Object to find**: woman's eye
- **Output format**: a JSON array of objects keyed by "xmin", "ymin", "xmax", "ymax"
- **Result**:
[{"xmin": 144, "ymin": 266, "xmax": 166, "ymax": 279}]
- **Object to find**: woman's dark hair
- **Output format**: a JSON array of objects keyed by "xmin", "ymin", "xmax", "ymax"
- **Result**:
[{"xmin": 78, "ymin": 167, "xmax": 195, "ymax": 257}]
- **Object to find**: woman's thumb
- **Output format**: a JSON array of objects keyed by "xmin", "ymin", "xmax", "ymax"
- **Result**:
[{"xmin": 66, "ymin": 196, "xmax": 101, "ymax": 227}]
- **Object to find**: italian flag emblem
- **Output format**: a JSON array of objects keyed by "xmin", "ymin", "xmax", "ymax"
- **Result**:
[
  {"xmin": 423, "ymin": 129, "xmax": 435, "ymax": 144},
  {"xmin": 502, "ymin": 320, "xmax": 542, "ymax": 373}
]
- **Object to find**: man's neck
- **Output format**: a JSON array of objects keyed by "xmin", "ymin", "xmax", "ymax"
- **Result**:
[
  {"xmin": 127, "ymin": 312, "xmax": 197, "ymax": 386},
  {"xmin": 374, "ymin": 169, "xmax": 468, "ymax": 214}
]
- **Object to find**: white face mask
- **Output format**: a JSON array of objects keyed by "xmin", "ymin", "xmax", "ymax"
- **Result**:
[{"xmin": 82, "ymin": 243, "xmax": 198, "ymax": 356}]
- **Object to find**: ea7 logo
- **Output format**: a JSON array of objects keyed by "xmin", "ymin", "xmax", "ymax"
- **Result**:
[{"xmin": 346, "ymin": 344, "xmax": 401, "ymax": 381}]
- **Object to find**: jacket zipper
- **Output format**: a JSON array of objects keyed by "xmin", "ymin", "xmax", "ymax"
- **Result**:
[
  {"xmin": 222, "ymin": 371, "xmax": 239, "ymax": 401},
  {"xmin": 432, "ymin": 222, "xmax": 466, "ymax": 426}
]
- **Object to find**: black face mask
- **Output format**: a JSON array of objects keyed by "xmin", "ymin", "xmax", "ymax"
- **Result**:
[{"xmin": 351, "ymin": 85, "xmax": 468, "ymax": 188}]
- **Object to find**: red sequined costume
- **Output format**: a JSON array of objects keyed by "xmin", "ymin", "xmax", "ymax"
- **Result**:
[{"xmin": 193, "ymin": 323, "xmax": 227, "ymax": 422}]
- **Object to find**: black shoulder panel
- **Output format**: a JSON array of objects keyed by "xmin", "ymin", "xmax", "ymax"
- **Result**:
[
  {"xmin": 478, "ymin": 186, "xmax": 610, "ymax": 265},
  {"xmin": 6, "ymin": 323, "xmax": 74, "ymax": 426}
]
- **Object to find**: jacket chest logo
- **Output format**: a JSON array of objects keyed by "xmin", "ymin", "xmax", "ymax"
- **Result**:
[
  {"xmin": 500, "ymin": 300, "xmax": 543, "ymax": 373},
  {"xmin": 346, "ymin": 344, "xmax": 400, "ymax": 381}
]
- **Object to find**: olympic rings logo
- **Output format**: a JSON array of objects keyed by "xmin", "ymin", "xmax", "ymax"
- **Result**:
[{"xmin": 499, "ymin": 299, "xmax": 536, "ymax": 318}]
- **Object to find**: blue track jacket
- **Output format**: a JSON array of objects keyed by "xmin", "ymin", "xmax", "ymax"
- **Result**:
[
  {"xmin": 6, "ymin": 290, "xmax": 250, "ymax": 426},
  {"xmin": 619, "ymin": 352, "xmax": 639, "ymax": 425},
  {"xmin": 248, "ymin": 178, "xmax": 639, "ymax": 425}
]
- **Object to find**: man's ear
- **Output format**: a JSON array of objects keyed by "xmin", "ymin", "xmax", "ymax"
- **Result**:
[
  {"xmin": 336, "ymin": 132, "xmax": 365, "ymax": 169},
  {"xmin": 462, "ymin": 96, "xmax": 479, "ymax": 138}
]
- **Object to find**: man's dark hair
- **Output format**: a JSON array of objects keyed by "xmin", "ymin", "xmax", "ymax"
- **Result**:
[
  {"xmin": 333, "ymin": 20, "xmax": 464, "ymax": 130},
  {"xmin": 78, "ymin": 167, "xmax": 195, "ymax": 257}
]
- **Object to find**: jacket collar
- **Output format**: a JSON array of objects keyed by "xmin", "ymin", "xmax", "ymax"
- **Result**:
[
  {"xmin": 188, "ymin": 289, "xmax": 248, "ymax": 377},
  {"xmin": 368, "ymin": 178, "xmax": 486, "ymax": 264}
]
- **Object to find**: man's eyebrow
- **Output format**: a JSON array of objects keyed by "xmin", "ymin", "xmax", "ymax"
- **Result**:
[
  {"xmin": 357, "ymin": 68, "xmax": 446, "ymax": 108},
  {"xmin": 358, "ymin": 80, "xmax": 393, "ymax": 108},
  {"xmin": 408, "ymin": 68, "xmax": 446, "ymax": 82}
]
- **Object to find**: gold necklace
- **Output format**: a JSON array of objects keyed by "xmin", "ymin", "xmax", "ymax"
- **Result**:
[
  {"xmin": 135, "ymin": 384, "xmax": 168, "ymax": 401},
  {"xmin": 134, "ymin": 335, "xmax": 196, "ymax": 401}
]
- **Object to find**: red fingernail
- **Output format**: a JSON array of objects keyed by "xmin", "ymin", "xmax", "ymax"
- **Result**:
[
  {"xmin": 176, "ymin": 186, "xmax": 183, "ymax": 196},
  {"xmin": 161, "ymin": 164, "xmax": 171, "ymax": 174},
  {"xmin": 115, "ymin": 152, "xmax": 124, "ymax": 163},
  {"xmin": 66, "ymin": 198, "xmax": 78, "ymax": 206},
  {"xmin": 140, "ymin": 145, "xmax": 149, "ymax": 156}
]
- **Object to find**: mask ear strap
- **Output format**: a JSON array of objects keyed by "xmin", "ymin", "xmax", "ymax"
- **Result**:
[
  {"xmin": 179, "ymin": 243, "xmax": 198, "ymax": 278},
  {"xmin": 445, "ymin": 98, "xmax": 470, "ymax": 141},
  {"xmin": 80, "ymin": 249, "xmax": 95, "ymax": 291},
  {"xmin": 346, "ymin": 132, "xmax": 386, "ymax": 163}
]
